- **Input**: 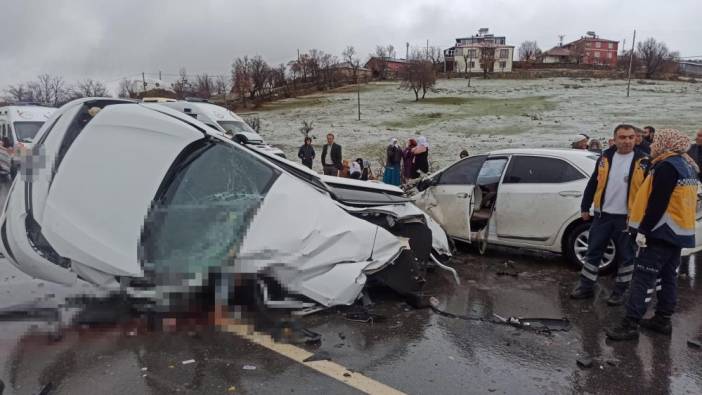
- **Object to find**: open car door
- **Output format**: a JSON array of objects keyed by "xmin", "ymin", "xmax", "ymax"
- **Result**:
[{"xmin": 413, "ymin": 155, "xmax": 487, "ymax": 242}]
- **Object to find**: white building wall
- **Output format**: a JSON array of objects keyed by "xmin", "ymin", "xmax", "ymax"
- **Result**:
[{"xmin": 453, "ymin": 46, "xmax": 514, "ymax": 73}]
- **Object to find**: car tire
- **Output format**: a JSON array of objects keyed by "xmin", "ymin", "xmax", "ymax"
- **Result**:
[{"xmin": 564, "ymin": 222, "xmax": 616, "ymax": 274}]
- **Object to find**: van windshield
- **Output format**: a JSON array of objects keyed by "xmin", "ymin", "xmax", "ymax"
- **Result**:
[
  {"xmin": 217, "ymin": 120, "xmax": 257, "ymax": 136},
  {"xmin": 13, "ymin": 121, "xmax": 44, "ymax": 142}
]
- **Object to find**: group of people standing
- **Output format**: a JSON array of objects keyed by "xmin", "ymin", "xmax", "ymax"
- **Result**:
[
  {"xmin": 297, "ymin": 133, "xmax": 430, "ymax": 185},
  {"xmin": 297, "ymin": 133, "xmax": 374, "ymax": 180},
  {"xmin": 569, "ymin": 124, "xmax": 699, "ymax": 341},
  {"xmin": 383, "ymin": 137, "xmax": 430, "ymax": 186}
]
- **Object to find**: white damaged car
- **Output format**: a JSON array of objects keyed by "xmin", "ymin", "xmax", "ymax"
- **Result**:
[
  {"xmin": 0, "ymin": 98, "xmax": 451, "ymax": 314},
  {"xmin": 412, "ymin": 148, "xmax": 702, "ymax": 272}
]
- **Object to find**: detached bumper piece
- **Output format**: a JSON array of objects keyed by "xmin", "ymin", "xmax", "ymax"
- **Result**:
[{"xmin": 370, "ymin": 250, "xmax": 427, "ymax": 308}]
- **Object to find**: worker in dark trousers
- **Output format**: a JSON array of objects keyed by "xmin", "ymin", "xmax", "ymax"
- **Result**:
[
  {"xmin": 570, "ymin": 124, "xmax": 649, "ymax": 305},
  {"xmin": 607, "ymin": 129, "xmax": 699, "ymax": 340}
]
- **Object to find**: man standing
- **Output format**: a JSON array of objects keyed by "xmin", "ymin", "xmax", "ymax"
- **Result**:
[
  {"xmin": 686, "ymin": 129, "xmax": 702, "ymax": 178},
  {"xmin": 606, "ymin": 129, "xmax": 698, "ymax": 340},
  {"xmin": 635, "ymin": 127, "xmax": 651, "ymax": 154},
  {"xmin": 643, "ymin": 126, "xmax": 656, "ymax": 144},
  {"xmin": 297, "ymin": 137, "xmax": 315, "ymax": 169},
  {"xmin": 321, "ymin": 133, "xmax": 342, "ymax": 176},
  {"xmin": 571, "ymin": 125, "xmax": 650, "ymax": 305}
]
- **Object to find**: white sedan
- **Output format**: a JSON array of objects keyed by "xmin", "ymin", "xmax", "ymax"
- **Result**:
[{"xmin": 412, "ymin": 148, "xmax": 702, "ymax": 271}]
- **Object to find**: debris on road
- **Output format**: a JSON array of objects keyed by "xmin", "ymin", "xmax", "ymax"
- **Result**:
[
  {"xmin": 182, "ymin": 359, "xmax": 196, "ymax": 365},
  {"xmin": 576, "ymin": 356, "xmax": 593, "ymax": 369},
  {"xmin": 303, "ymin": 351, "xmax": 332, "ymax": 363},
  {"xmin": 688, "ymin": 339, "xmax": 701, "ymax": 349},
  {"xmin": 243, "ymin": 365, "xmax": 257, "ymax": 371}
]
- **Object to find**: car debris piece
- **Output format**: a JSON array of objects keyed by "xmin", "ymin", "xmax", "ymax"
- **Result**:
[
  {"xmin": 242, "ymin": 365, "xmax": 257, "ymax": 371},
  {"xmin": 576, "ymin": 356, "xmax": 593, "ymax": 369},
  {"xmin": 688, "ymin": 339, "xmax": 702, "ymax": 349},
  {"xmin": 182, "ymin": 359, "xmax": 196, "ymax": 365},
  {"xmin": 38, "ymin": 382, "xmax": 54, "ymax": 395},
  {"xmin": 303, "ymin": 351, "xmax": 332, "ymax": 363}
]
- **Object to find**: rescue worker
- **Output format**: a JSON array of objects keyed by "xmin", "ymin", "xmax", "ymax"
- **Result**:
[
  {"xmin": 570, "ymin": 124, "xmax": 649, "ymax": 305},
  {"xmin": 606, "ymin": 129, "xmax": 699, "ymax": 340}
]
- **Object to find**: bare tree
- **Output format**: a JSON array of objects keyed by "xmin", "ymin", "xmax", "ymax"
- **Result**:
[
  {"xmin": 249, "ymin": 55, "xmax": 270, "ymax": 100},
  {"xmin": 426, "ymin": 46, "xmax": 444, "ymax": 67},
  {"xmin": 195, "ymin": 73, "xmax": 214, "ymax": 99},
  {"xmin": 26, "ymin": 74, "xmax": 67, "ymax": 106},
  {"xmin": 5, "ymin": 83, "xmax": 33, "ymax": 102},
  {"xmin": 118, "ymin": 78, "xmax": 139, "ymax": 98},
  {"xmin": 74, "ymin": 79, "xmax": 109, "ymax": 98},
  {"xmin": 342, "ymin": 46, "xmax": 361, "ymax": 83},
  {"xmin": 171, "ymin": 68, "xmax": 193, "ymax": 99},
  {"xmin": 479, "ymin": 45, "xmax": 496, "ymax": 78},
  {"xmin": 518, "ymin": 41, "xmax": 541, "ymax": 61},
  {"xmin": 319, "ymin": 53, "xmax": 338, "ymax": 88},
  {"xmin": 400, "ymin": 50, "xmax": 436, "ymax": 101},
  {"xmin": 232, "ymin": 57, "xmax": 252, "ymax": 106},
  {"xmin": 637, "ymin": 38, "xmax": 670, "ymax": 78},
  {"xmin": 371, "ymin": 45, "xmax": 389, "ymax": 80},
  {"xmin": 461, "ymin": 48, "xmax": 477, "ymax": 80},
  {"xmin": 214, "ymin": 75, "xmax": 230, "ymax": 96}
]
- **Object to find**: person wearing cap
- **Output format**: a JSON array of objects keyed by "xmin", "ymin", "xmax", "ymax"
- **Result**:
[
  {"xmin": 571, "ymin": 124, "xmax": 650, "ymax": 305},
  {"xmin": 606, "ymin": 128, "xmax": 699, "ymax": 340},
  {"xmin": 572, "ymin": 133, "xmax": 589, "ymax": 150}
]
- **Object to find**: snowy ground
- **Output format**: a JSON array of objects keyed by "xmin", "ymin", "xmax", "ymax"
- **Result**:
[{"xmin": 242, "ymin": 77, "xmax": 702, "ymax": 173}]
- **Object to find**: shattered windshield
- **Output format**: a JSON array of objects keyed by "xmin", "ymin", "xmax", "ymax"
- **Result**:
[
  {"xmin": 143, "ymin": 142, "xmax": 278, "ymax": 281},
  {"xmin": 13, "ymin": 121, "xmax": 44, "ymax": 142}
]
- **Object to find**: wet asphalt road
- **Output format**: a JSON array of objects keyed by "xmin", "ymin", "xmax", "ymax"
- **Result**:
[{"xmin": 1, "ymin": 181, "xmax": 701, "ymax": 394}]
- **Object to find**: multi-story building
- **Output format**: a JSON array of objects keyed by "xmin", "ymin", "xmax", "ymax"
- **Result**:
[
  {"xmin": 444, "ymin": 28, "xmax": 514, "ymax": 73},
  {"xmin": 542, "ymin": 32, "xmax": 618, "ymax": 67}
]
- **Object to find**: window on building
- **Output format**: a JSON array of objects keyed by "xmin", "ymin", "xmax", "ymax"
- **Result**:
[
  {"xmin": 499, "ymin": 61, "xmax": 507, "ymax": 69},
  {"xmin": 596, "ymin": 42, "xmax": 602, "ymax": 48},
  {"xmin": 503, "ymin": 156, "xmax": 585, "ymax": 184},
  {"xmin": 469, "ymin": 61, "xmax": 475, "ymax": 68},
  {"xmin": 594, "ymin": 51, "xmax": 600, "ymax": 58},
  {"xmin": 467, "ymin": 49, "xmax": 477, "ymax": 58},
  {"xmin": 586, "ymin": 42, "xmax": 591, "ymax": 47},
  {"xmin": 608, "ymin": 43, "xmax": 613, "ymax": 49},
  {"xmin": 499, "ymin": 49, "xmax": 509, "ymax": 58},
  {"xmin": 608, "ymin": 52, "xmax": 613, "ymax": 59}
]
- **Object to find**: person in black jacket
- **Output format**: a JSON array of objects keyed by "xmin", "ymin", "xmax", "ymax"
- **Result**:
[
  {"xmin": 297, "ymin": 137, "xmax": 315, "ymax": 169},
  {"xmin": 686, "ymin": 129, "xmax": 702, "ymax": 179},
  {"xmin": 635, "ymin": 127, "xmax": 651, "ymax": 154},
  {"xmin": 320, "ymin": 133, "xmax": 342, "ymax": 176}
]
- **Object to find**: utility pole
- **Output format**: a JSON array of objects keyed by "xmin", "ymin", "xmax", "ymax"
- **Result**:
[
  {"xmin": 468, "ymin": 49, "xmax": 474, "ymax": 87},
  {"xmin": 142, "ymin": 72, "xmax": 147, "ymax": 92},
  {"xmin": 426, "ymin": 39, "xmax": 429, "ymax": 58},
  {"xmin": 158, "ymin": 70, "xmax": 162, "ymax": 81},
  {"xmin": 626, "ymin": 29, "xmax": 636, "ymax": 97},
  {"xmin": 406, "ymin": 42, "xmax": 409, "ymax": 60},
  {"xmin": 357, "ymin": 83, "xmax": 361, "ymax": 121}
]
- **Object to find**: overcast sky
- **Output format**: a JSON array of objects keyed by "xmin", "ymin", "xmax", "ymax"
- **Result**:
[{"xmin": 1, "ymin": 0, "xmax": 700, "ymax": 94}]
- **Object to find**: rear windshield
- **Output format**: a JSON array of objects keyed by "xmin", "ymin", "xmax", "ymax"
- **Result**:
[{"xmin": 13, "ymin": 121, "xmax": 44, "ymax": 142}]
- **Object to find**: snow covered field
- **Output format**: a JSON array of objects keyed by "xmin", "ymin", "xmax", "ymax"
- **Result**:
[{"xmin": 244, "ymin": 77, "xmax": 702, "ymax": 172}]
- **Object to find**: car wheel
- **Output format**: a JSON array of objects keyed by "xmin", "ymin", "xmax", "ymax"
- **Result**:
[{"xmin": 565, "ymin": 222, "xmax": 616, "ymax": 274}]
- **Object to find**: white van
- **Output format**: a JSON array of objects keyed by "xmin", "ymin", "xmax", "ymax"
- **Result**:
[
  {"xmin": 0, "ymin": 104, "xmax": 56, "ymax": 178},
  {"xmin": 156, "ymin": 100, "xmax": 286, "ymax": 157}
]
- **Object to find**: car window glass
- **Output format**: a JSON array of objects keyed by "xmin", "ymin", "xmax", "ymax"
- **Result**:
[
  {"xmin": 143, "ymin": 142, "xmax": 278, "ymax": 282},
  {"xmin": 476, "ymin": 158, "xmax": 508, "ymax": 185},
  {"xmin": 503, "ymin": 156, "xmax": 585, "ymax": 184},
  {"xmin": 13, "ymin": 121, "xmax": 44, "ymax": 142},
  {"xmin": 438, "ymin": 155, "xmax": 486, "ymax": 185}
]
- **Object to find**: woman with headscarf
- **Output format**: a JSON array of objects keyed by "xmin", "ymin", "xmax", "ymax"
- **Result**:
[
  {"xmin": 607, "ymin": 129, "xmax": 699, "ymax": 341},
  {"xmin": 402, "ymin": 138, "xmax": 417, "ymax": 183},
  {"xmin": 411, "ymin": 136, "xmax": 430, "ymax": 178},
  {"xmin": 383, "ymin": 138, "xmax": 402, "ymax": 186}
]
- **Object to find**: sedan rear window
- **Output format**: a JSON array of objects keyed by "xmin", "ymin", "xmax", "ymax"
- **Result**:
[{"xmin": 503, "ymin": 156, "xmax": 585, "ymax": 184}]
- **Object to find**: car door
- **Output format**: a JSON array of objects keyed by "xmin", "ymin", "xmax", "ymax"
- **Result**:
[
  {"xmin": 495, "ymin": 155, "xmax": 588, "ymax": 245},
  {"xmin": 413, "ymin": 155, "xmax": 486, "ymax": 241}
]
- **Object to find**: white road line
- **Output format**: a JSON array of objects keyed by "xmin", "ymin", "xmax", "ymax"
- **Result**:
[{"xmin": 220, "ymin": 320, "xmax": 406, "ymax": 395}]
